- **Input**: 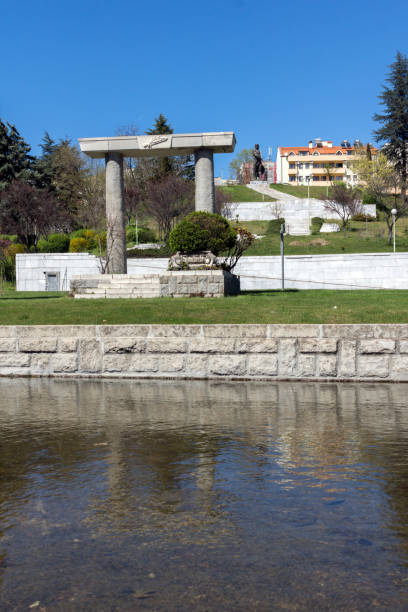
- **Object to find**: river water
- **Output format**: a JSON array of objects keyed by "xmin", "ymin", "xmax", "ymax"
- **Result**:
[{"xmin": 0, "ymin": 379, "xmax": 408, "ymax": 610}]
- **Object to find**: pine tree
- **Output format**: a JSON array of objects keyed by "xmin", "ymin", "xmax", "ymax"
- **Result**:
[
  {"xmin": 32, "ymin": 131, "xmax": 58, "ymax": 190},
  {"xmin": 146, "ymin": 114, "xmax": 174, "ymax": 136},
  {"xmin": 0, "ymin": 119, "xmax": 33, "ymax": 190},
  {"xmin": 146, "ymin": 114, "xmax": 194, "ymax": 180},
  {"xmin": 374, "ymin": 51, "xmax": 408, "ymax": 203},
  {"xmin": 51, "ymin": 139, "xmax": 88, "ymax": 216},
  {"xmin": 146, "ymin": 114, "xmax": 174, "ymax": 176}
]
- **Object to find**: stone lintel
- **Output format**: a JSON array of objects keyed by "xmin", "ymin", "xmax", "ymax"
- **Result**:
[{"xmin": 79, "ymin": 132, "xmax": 236, "ymax": 159}]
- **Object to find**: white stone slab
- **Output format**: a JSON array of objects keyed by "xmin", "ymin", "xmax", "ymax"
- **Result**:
[
  {"xmin": 79, "ymin": 132, "xmax": 236, "ymax": 159},
  {"xmin": 320, "ymin": 223, "xmax": 340, "ymax": 233}
]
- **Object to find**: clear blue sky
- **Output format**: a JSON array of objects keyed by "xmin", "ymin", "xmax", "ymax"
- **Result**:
[{"xmin": 1, "ymin": 0, "xmax": 407, "ymax": 177}]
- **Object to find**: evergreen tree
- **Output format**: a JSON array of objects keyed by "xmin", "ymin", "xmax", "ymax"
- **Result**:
[
  {"xmin": 374, "ymin": 51, "xmax": 408, "ymax": 203},
  {"xmin": 146, "ymin": 113, "xmax": 174, "ymax": 136},
  {"xmin": 51, "ymin": 139, "xmax": 88, "ymax": 216},
  {"xmin": 0, "ymin": 119, "xmax": 33, "ymax": 190},
  {"xmin": 146, "ymin": 114, "xmax": 194, "ymax": 180},
  {"xmin": 32, "ymin": 131, "xmax": 58, "ymax": 190},
  {"xmin": 146, "ymin": 114, "xmax": 174, "ymax": 176}
]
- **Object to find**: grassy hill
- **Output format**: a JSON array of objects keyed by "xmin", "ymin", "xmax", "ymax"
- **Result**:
[
  {"xmin": 270, "ymin": 184, "xmax": 328, "ymax": 199},
  {"xmin": 219, "ymin": 185, "xmax": 276, "ymax": 202},
  {"xmin": 243, "ymin": 218, "xmax": 408, "ymax": 256}
]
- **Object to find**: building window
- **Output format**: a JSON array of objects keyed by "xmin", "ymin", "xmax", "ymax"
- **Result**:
[
  {"xmin": 289, "ymin": 176, "xmax": 296, "ymax": 182},
  {"xmin": 298, "ymin": 163, "xmax": 303, "ymax": 169},
  {"xmin": 289, "ymin": 163, "xmax": 295, "ymax": 169},
  {"xmin": 336, "ymin": 163, "xmax": 343, "ymax": 168},
  {"xmin": 313, "ymin": 176, "xmax": 320, "ymax": 182},
  {"xmin": 336, "ymin": 176, "xmax": 342, "ymax": 181},
  {"xmin": 304, "ymin": 163, "xmax": 310, "ymax": 169}
]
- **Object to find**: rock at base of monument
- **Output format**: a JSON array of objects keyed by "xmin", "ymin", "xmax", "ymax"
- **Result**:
[
  {"xmin": 70, "ymin": 270, "xmax": 240, "ymax": 298},
  {"xmin": 168, "ymin": 251, "xmax": 218, "ymax": 271}
]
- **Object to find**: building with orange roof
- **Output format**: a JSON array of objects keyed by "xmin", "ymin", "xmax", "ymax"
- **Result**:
[{"xmin": 276, "ymin": 138, "xmax": 377, "ymax": 187}]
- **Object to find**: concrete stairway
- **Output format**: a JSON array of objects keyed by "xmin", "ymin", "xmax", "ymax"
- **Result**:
[{"xmin": 71, "ymin": 274, "xmax": 161, "ymax": 298}]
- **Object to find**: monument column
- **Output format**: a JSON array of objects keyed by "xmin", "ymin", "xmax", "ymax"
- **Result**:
[
  {"xmin": 194, "ymin": 148, "xmax": 215, "ymax": 212},
  {"xmin": 105, "ymin": 152, "xmax": 127, "ymax": 274}
]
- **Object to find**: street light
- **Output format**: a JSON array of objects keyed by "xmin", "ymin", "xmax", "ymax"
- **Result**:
[
  {"xmin": 306, "ymin": 175, "xmax": 311, "ymax": 199},
  {"xmin": 391, "ymin": 208, "xmax": 397, "ymax": 253}
]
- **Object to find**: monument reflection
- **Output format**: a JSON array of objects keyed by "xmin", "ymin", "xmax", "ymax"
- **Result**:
[{"xmin": 0, "ymin": 379, "xmax": 408, "ymax": 610}]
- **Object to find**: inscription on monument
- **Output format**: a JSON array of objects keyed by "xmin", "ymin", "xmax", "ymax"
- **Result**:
[{"xmin": 144, "ymin": 136, "xmax": 169, "ymax": 149}]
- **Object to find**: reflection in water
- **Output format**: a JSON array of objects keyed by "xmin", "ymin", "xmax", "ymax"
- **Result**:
[{"xmin": 0, "ymin": 379, "xmax": 408, "ymax": 610}]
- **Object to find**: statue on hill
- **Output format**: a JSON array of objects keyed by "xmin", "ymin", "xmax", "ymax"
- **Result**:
[{"xmin": 252, "ymin": 144, "xmax": 265, "ymax": 180}]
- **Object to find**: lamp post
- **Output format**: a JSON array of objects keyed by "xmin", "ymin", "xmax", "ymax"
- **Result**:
[
  {"xmin": 391, "ymin": 208, "xmax": 397, "ymax": 253},
  {"xmin": 306, "ymin": 175, "xmax": 311, "ymax": 199}
]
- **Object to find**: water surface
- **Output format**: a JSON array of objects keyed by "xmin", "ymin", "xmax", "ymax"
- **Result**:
[{"xmin": 0, "ymin": 379, "xmax": 408, "ymax": 610}]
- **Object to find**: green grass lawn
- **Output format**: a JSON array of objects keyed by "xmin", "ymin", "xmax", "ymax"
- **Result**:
[
  {"xmin": 242, "ymin": 218, "xmax": 408, "ymax": 255},
  {"xmin": 219, "ymin": 185, "xmax": 276, "ymax": 202},
  {"xmin": 270, "ymin": 184, "xmax": 328, "ymax": 199},
  {"xmin": 1, "ymin": 284, "xmax": 408, "ymax": 324}
]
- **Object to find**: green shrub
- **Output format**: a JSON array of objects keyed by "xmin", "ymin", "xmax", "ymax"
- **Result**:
[
  {"xmin": 169, "ymin": 211, "xmax": 237, "ymax": 255},
  {"xmin": 48, "ymin": 233, "xmax": 70, "ymax": 252},
  {"xmin": 70, "ymin": 229, "xmax": 88, "ymax": 239},
  {"xmin": 351, "ymin": 213, "xmax": 375, "ymax": 222},
  {"xmin": 126, "ymin": 226, "xmax": 157, "ymax": 243},
  {"xmin": 0, "ymin": 234, "xmax": 18, "ymax": 243},
  {"xmin": 311, "ymin": 217, "xmax": 324, "ymax": 234},
  {"xmin": 267, "ymin": 218, "xmax": 285, "ymax": 234},
  {"xmin": 127, "ymin": 245, "xmax": 172, "ymax": 258},
  {"xmin": 37, "ymin": 239, "xmax": 51, "ymax": 253},
  {"xmin": 69, "ymin": 237, "xmax": 88, "ymax": 252},
  {"xmin": 362, "ymin": 193, "xmax": 378, "ymax": 204},
  {"xmin": 37, "ymin": 234, "xmax": 70, "ymax": 253}
]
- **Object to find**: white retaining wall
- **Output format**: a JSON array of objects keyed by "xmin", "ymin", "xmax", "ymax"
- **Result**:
[
  {"xmin": 16, "ymin": 252, "xmax": 408, "ymax": 291},
  {"xmin": 229, "ymin": 199, "xmax": 376, "ymax": 221}
]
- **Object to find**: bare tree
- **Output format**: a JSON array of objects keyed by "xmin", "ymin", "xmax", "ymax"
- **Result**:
[
  {"xmin": 144, "ymin": 175, "xmax": 194, "ymax": 240},
  {"xmin": 222, "ymin": 226, "xmax": 255, "ymax": 272},
  {"xmin": 324, "ymin": 183, "xmax": 362, "ymax": 229},
  {"xmin": 0, "ymin": 181, "xmax": 72, "ymax": 249},
  {"xmin": 78, "ymin": 167, "xmax": 106, "ymax": 228},
  {"xmin": 214, "ymin": 186, "xmax": 233, "ymax": 218}
]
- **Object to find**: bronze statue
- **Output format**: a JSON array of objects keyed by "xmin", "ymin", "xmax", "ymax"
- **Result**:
[{"xmin": 252, "ymin": 144, "xmax": 265, "ymax": 180}]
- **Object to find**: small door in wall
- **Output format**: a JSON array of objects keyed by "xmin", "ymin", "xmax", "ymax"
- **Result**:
[{"xmin": 45, "ymin": 272, "xmax": 60, "ymax": 291}]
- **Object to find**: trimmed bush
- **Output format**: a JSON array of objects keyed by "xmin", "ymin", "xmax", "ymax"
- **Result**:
[
  {"xmin": 267, "ymin": 218, "xmax": 285, "ymax": 234},
  {"xmin": 311, "ymin": 217, "xmax": 324, "ymax": 234},
  {"xmin": 169, "ymin": 211, "xmax": 237, "ymax": 255},
  {"xmin": 69, "ymin": 237, "xmax": 87, "ymax": 252}
]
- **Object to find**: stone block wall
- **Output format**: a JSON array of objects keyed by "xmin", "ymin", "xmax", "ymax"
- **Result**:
[
  {"xmin": 1, "ymin": 324, "xmax": 408, "ymax": 381},
  {"xmin": 71, "ymin": 270, "xmax": 240, "ymax": 298}
]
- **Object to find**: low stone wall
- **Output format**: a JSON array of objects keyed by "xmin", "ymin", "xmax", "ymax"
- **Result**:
[
  {"xmin": 1, "ymin": 324, "xmax": 408, "ymax": 381},
  {"xmin": 71, "ymin": 270, "xmax": 240, "ymax": 298}
]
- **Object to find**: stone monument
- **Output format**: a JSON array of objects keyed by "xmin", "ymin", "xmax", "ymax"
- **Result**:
[{"xmin": 78, "ymin": 132, "xmax": 236, "ymax": 274}]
